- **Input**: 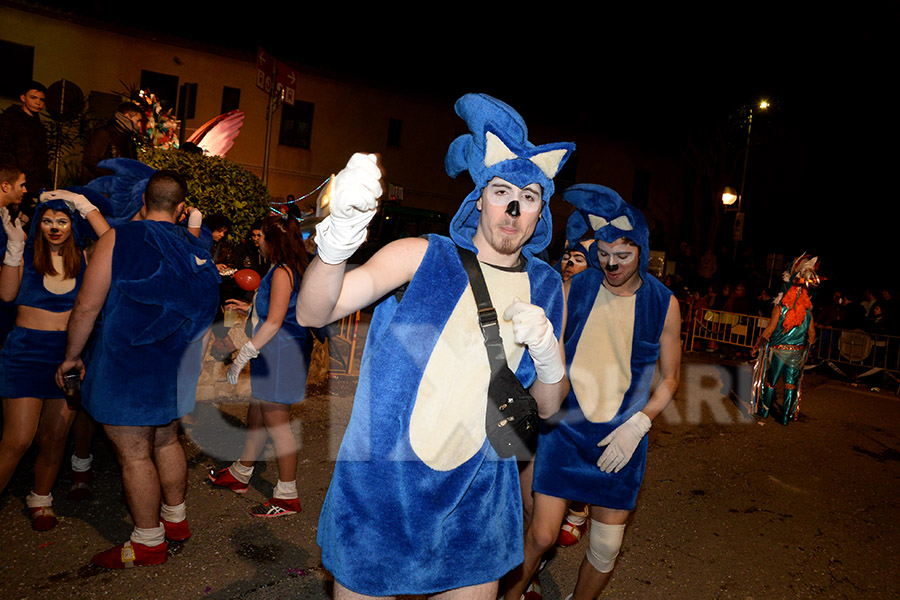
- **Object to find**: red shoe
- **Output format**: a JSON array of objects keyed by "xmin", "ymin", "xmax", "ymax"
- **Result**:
[
  {"xmin": 250, "ymin": 497, "xmax": 301, "ymax": 518},
  {"xmin": 556, "ymin": 517, "xmax": 588, "ymax": 547},
  {"xmin": 29, "ymin": 506, "xmax": 59, "ymax": 532},
  {"xmin": 523, "ymin": 576, "xmax": 542, "ymax": 600},
  {"xmin": 92, "ymin": 540, "xmax": 167, "ymax": 569},
  {"xmin": 163, "ymin": 518, "xmax": 191, "ymax": 542},
  {"xmin": 68, "ymin": 468, "xmax": 94, "ymax": 501},
  {"xmin": 208, "ymin": 467, "xmax": 249, "ymax": 494}
]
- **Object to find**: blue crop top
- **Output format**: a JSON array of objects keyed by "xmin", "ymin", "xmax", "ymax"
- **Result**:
[{"xmin": 16, "ymin": 248, "xmax": 86, "ymax": 313}]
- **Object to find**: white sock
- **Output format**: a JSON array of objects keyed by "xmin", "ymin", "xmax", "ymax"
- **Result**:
[
  {"xmin": 229, "ymin": 461, "xmax": 253, "ymax": 483},
  {"xmin": 131, "ymin": 524, "xmax": 165, "ymax": 547},
  {"xmin": 160, "ymin": 502, "xmax": 187, "ymax": 523},
  {"xmin": 71, "ymin": 453, "xmax": 93, "ymax": 472},
  {"xmin": 567, "ymin": 512, "xmax": 587, "ymax": 526},
  {"xmin": 26, "ymin": 491, "xmax": 53, "ymax": 508},
  {"xmin": 273, "ymin": 479, "xmax": 298, "ymax": 500}
]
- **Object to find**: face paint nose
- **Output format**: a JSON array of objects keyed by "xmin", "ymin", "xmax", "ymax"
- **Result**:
[
  {"xmin": 606, "ymin": 262, "xmax": 619, "ymax": 272},
  {"xmin": 50, "ymin": 228, "xmax": 59, "ymax": 234},
  {"xmin": 505, "ymin": 201, "xmax": 520, "ymax": 217},
  {"xmin": 566, "ymin": 260, "xmax": 575, "ymax": 268}
]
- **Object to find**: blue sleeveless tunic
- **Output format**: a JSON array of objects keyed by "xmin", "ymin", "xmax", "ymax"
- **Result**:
[
  {"xmin": 533, "ymin": 268, "xmax": 672, "ymax": 510},
  {"xmin": 82, "ymin": 221, "xmax": 219, "ymax": 426},
  {"xmin": 317, "ymin": 234, "xmax": 563, "ymax": 595}
]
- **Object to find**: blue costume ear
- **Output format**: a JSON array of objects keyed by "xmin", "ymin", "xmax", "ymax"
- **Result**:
[
  {"xmin": 85, "ymin": 158, "xmax": 155, "ymax": 226},
  {"xmin": 445, "ymin": 93, "xmax": 575, "ymax": 257},
  {"xmin": 563, "ymin": 184, "xmax": 650, "ymax": 274}
]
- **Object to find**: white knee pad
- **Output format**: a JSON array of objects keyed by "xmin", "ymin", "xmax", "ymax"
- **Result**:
[{"xmin": 586, "ymin": 520, "xmax": 625, "ymax": 573}]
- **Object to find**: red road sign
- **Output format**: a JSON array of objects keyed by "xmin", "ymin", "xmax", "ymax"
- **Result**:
[
  {"xmin": 257, "ymin": 47, "xmax": 275, "ymax": 93},
  {"xmin": 276, "ymin": 60, "xmax": 297, "ymax": 106}
]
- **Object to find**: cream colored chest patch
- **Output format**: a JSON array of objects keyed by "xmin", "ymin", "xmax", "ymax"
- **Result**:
[
  {"xmin": 569, "ymin": 285, "xmax": 635, "ymax": 423},
  {"xmin": 42, "ymin": 255, "xmax": 76, "ymax": 296},
  {"xmin": 409, "ymin": 265, "xmax": 529, "ymax": 471}
]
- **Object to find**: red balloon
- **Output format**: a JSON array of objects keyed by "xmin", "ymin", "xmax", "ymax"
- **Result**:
[{"xmin": 234, "ymin": 269, "xmax": 261, "ymax": 291}]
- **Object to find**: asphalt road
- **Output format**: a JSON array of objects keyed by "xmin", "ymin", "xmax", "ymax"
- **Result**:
[{"xmin": 1, "ymin": 347, "xmax": 898, "ymax": 599}]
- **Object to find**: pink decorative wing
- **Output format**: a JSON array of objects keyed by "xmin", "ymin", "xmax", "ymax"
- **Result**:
[{"xmin": 186, "ymin": 110, "xmax": 245, "ymax": 156}]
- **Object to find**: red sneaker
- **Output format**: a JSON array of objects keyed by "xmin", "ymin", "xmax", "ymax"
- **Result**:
[
  {"xmin": 556, "ymin": 517, "xmax": 588, "ymax": 547},
  {"xmin": 162, "ymin": 518, "xmax": 191, "ymax": 542},
  {"xmin": 523, "ymin": 575, "xmax": 542, "ymax": 600},
  {"xmin": 92, "ymin": 540, "xmax": 167, "ymax": 569},
  {"xmin": 250, "ymin": 497, "xmax": 301, "ymax": 518},
  {"xmin": 68, "ymin": 468, "xmax": 94, "ymax": 502},
  {"xmin": 208, "ymin": 467, "xmax": 249, "ymax": 494},
  {"xmin": 29, "ymin": 506, "xmax": 58, "ymax": 532}
]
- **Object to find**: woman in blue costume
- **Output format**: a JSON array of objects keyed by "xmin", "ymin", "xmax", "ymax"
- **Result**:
[
  {"xmin": 210, "ymin": 212, "xmax": 314, "ymax": 517},
  {"xmin": 0, "ymin": 190, "xmax": 109, "ymax": 531}
]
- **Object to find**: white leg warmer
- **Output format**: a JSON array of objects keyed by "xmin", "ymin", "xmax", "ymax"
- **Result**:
[{"xmin": 586, "ymin": 520, "xmax": 625, "ymax": 573}]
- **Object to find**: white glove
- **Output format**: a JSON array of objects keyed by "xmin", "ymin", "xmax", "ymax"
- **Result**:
[
  {"xmin": 2, "ymin": 207, "xmax": 26, "ymax": 267},
  {"xmin": 187, "ymin": 207, "xmax": 203, "ymax": 228},
  {"xmin": 314, "ymin": 153, "xmax": 382, "ymax": 265},
  {"xmin": 41, "ymin": 189, "xmax": 98, "ymax": 217},
  {"xmin": 226, "ymin": 341, "xmax": 259, "ymax": 385},
  {"xmin": 502, "ymin": 297, "xmax": 565, "ymax": 384},
  {"xmin": 596, "ymin": 412, "xmax": 652, "ymax": 473}
]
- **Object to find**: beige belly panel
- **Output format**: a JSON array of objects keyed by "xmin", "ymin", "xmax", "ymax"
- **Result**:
[
  {"xmin": 569, "ymin": 286, "xmax": 635, "ymax": 423},
  {"xmin": 409, "ymin": 266, "xmax": 529, "ymax": 471}
]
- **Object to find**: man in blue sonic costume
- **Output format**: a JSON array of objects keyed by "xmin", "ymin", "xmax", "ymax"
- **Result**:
[
  {"xmin": 506, "ymin": 184, "xmax": 682, "ymax": 600},
  {"xmin": 296, "ymin": 93, "xmax": 574, "ymax": 598}
]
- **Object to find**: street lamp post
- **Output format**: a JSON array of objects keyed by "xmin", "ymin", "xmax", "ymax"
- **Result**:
[
  {"xmin": 724, "ymin": 100, "xmax": 769, "ymax": 259},
  {"xmin": 737, "ymin": 100, "xmax": 769, "ymax": 212}
]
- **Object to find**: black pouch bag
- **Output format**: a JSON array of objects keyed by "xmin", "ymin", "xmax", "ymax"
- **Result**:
[{"xmin": 457, "ymin": 247, "xmax": 539, "ymax": 460}]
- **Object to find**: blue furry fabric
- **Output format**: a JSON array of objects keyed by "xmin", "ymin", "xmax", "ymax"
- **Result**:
[
  {"xmin": 82, "ymin": 220, "xmax": 219, "ymax": 426},
  {"xmin": 533, "ymin": 268, "xmax": 671, "ymax": 509},
  {"xmin": 317, "ymin": 235, "xmax": 563, "ymax": 595}
]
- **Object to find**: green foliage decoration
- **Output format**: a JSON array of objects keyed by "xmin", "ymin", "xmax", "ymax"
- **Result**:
[{"xmin": 141, "ymin": 147, "xmax": 270, "ymax": 239}]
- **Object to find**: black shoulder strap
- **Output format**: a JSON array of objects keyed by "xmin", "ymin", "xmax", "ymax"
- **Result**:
[{"xmin": 456, "ymin": 246, "xmax": 511, "ymax": 373}]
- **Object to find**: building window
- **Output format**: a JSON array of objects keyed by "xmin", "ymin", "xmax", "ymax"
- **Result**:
[
  {"xmin": 278, "ymin": 100, "xmax": 314, "ymax": 149},
  {"xmin": 140, "ymin": 70, "xmax": 179, "ymax": 109},
  {"xmin": 221, "ymin": 86, "xmax": 240, "ymax": 113},
  {"xmin": 0, "ymin": 40, "xmax": 35, "ymax": 99},
  {"xmin": 387, "ymin": 118, "xmax": 402, "ymax": 147}
]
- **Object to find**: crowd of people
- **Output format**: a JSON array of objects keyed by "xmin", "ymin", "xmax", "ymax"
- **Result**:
[{"xmin": 0, "ymin": 82, "xmax": 865, "ymax": 598}]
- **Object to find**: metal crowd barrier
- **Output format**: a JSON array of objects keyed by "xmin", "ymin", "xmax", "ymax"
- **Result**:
[
  {"xmin": 327, "ymin": 310, "xmax": 362, "ymax": 376},
  {"xmin": 811, "ymin": 326, "xmax": 900, "ymax": 375},
  {"xmin": 686, "ymin": 307, "xmax": 900, "ymax": 379},
  {"xmin": 685, "ymin": 307, "xmax": 765, "ymax": 352}
]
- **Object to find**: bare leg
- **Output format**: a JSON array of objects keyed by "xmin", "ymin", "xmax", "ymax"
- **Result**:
[
  {"xmin": 71, "ymin": 410, "xmax": 95, "ymax": 460},
  {"xmin": 103, "ymin": 424, "xmax": 161, "ymax": 529},
  {"xmin": 32, "ymin": 398, "xmax": 77, "ymax": 495},
  {"xmin": 259, "ymin": 400, "xmax": 296, "ymax": 484},
  {"xmin": 0, "ymin": 397, "xmax": 42, "ymax": 493},
  {"xmin": 432, "ymin": 580, "xmax": 498, "ymax": 599},
  {"xmin": 571, "ymin": 506, "xmax": 630, "ymax": 600},
  {"xmin": 334, "ymin": 582, "xmax": 396, "ymax": 600},
  {"xmin": 153, "ymin": 421, "xmax": 186, "ymax": 507},
  {"xmin": 238, "ymin": 400, "xmax": 267, "ymax": 467},
  {"xmin": 334, "ymin": 580, "xmax": 498, "ymax": 600},
  {"xmin": 519, "ymin": 458, "xmax": 535, "ymax": 526},
  {"xmin": 504, "ymin": 492, "xmax": 568, "ymax": 600}
]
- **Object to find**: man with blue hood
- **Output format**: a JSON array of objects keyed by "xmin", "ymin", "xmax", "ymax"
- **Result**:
[
  {"xmin": 505, "ymin": 184, "xmax": 681, "ymax": 600},
  {"xmin": 296, "ymin": 94, "xmax": 574, "ymax": 598}
]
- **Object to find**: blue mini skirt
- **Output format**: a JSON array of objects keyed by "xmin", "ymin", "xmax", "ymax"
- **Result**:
[{"xmin": 0, "ymin": 327, "xmax": 67, "ymax": 399}]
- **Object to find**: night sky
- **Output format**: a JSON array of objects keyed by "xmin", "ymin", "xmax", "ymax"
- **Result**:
[{"xmin": 25, "ymin": 1, "xmax": 896, "ymax": 286}]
